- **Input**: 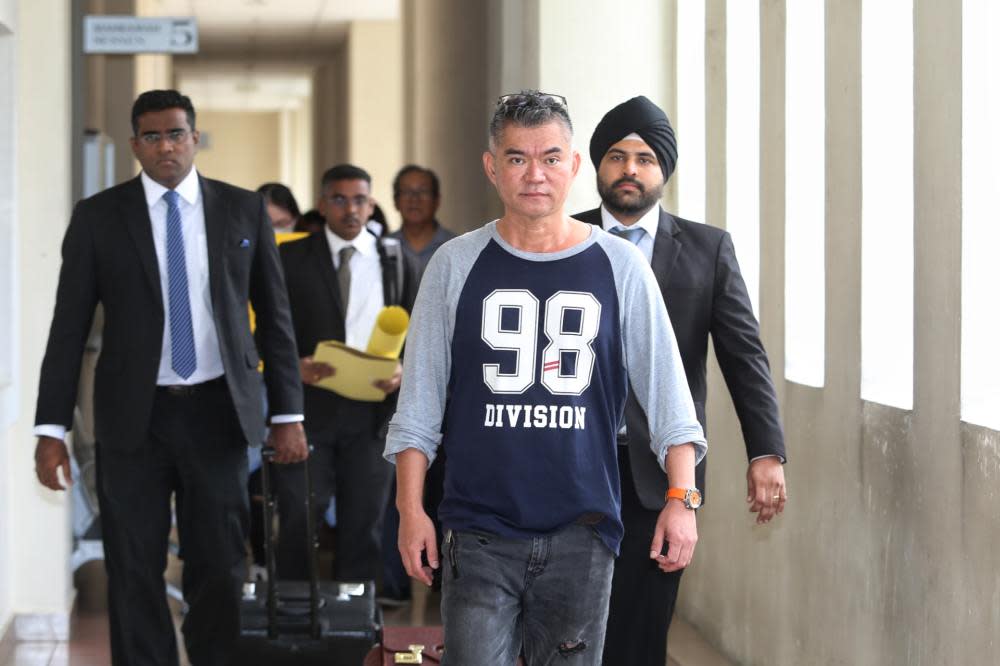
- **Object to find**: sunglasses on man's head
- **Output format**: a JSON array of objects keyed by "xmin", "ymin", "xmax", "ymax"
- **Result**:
[{"xmin": 495, "ymin": 92, "xmax": 568, "ymax": 109}]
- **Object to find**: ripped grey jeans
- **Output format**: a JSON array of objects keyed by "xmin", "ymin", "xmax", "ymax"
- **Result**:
[{"xmin": 441, "ymin": 523, "xmax": 614, "ymax": 665}]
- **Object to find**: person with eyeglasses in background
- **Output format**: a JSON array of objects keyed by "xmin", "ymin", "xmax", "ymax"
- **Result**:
[
  {"xmin": 388, "ymin": 164, "xmax": 456, "ymax": 284},
  {"xmin": 379, "ymin": 164, "xmax": 456, "ymax": 607},
  {"xmin": 32, "ymin": 89, "xmax": 306, "ymax": 665},
  {"xmin": 272, "ymin": 164, "xmax": 418, "ymax": 584},
  {"xmin": 257, "ymin": 182, "xmax": 302, "ymax": 234},
  {"xmin": 385, "ymin": 91, "xmax": 705, "ymax": 665}
]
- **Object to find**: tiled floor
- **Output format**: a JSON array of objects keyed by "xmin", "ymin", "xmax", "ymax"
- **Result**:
[
  {"xmin": 1, "ymin": 573, "xmax": 724, "ymax": 666},
  {"xmin": 2, "ymin": 589, "xmax": 436, "ymax": 666},
  {"xmin": 5, "ymin": 612, "xmax": 110, "ymax": 666},
  {"xmin": 2, "ymin": 609, "xmax": 722, "ymax": 666}
]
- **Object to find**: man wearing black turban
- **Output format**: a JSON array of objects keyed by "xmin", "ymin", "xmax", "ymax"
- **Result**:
[{"xmin": 575, "ymin": 96, "xmax": 788, "ymax": 666}]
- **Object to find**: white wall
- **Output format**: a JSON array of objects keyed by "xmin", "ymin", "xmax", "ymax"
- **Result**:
[
  {"xmin": 280, "ymin": 101, "xmax": 314, "ymax": 210},
  {"xmin": 0, "ymin": 0, "xmax": 16, "ymax": 641},
  {"xmin": 196, "ymin": 110, "xmax": 283, "ymax": 191},
  {"xmin": 347, "ymin": 20, "xmax": 403, "ymax": 217},
  {"xmin": 3, "ymin": 0, "xmax": 74, "ymax": 640},
  {"xmin": 134, "ymin": 53, "xmax": 173, "ymax": 95}
]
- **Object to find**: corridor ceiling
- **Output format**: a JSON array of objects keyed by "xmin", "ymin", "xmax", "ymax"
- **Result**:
[
  {"xmin": 141, "ymin": 0, "xmax": 400, "ymax": 53},
  {"xmin": 137, "ymin": 0, "xmax": 400, "ymax": 113}
]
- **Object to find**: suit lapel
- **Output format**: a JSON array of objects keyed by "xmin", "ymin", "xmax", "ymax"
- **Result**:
[
  {"xmin": 310, "ymin": 232, "xmax": 347, "ymax": 320},
  {"xmin": 200, "ymin": 177, "xmax": 227, "ymax": 315},
  {"xmin": 122, "ymin": 177, "xmax": 163, "ymax": 311},
  {"xmin": 649, "ymin": 208, "xmax": 681, "ymax": 284}
]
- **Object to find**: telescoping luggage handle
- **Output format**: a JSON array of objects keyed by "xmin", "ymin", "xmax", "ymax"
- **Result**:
[{"xmin": 260, "ymin": 446, "xmax": 322, "ymax": 640}]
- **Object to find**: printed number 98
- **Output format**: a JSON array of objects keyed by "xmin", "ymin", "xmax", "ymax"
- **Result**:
[{"xmin": 481, "ymin": 289, "xmax": 601, "ymax": 396}]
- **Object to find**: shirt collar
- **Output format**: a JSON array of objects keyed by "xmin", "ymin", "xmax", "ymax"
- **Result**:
[
  {"xmin": 140, "ymin": 167, "xmax": 201, "ymax": 208},
  {"xmin": 599, "ymin": 203, "xmax": 660, "ymax": 239},
  {"xmin": 325, "ymin": 225, "xmax": 378, "ymax": 259}
]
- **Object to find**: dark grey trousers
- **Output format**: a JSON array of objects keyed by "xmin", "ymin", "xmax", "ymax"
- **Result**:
[{"xmin": 441, "ymin": 523, "xmax": 614, "ymax": 666}]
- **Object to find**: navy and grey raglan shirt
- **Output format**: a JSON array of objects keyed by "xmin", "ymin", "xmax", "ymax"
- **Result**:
[{"xmin": 384, "ymin": 221, "xmax": 706, "ymax": 555}]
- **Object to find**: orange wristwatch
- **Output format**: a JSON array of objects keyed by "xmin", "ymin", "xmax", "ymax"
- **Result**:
[{"xmin": 665, "ymin": 487, "xmax": 703, "ymax": 510}]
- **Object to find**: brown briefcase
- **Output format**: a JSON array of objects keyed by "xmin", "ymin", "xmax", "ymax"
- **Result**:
[
  {"xmin": 363, "ymin": 626, "xmax": 528, "ymax": 665},
  {"xmin": 363, "ymin": 626, "xmax": 445, "ymax": 665}
]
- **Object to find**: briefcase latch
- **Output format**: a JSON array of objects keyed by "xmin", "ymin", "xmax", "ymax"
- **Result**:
[{"xmin": 394, "ymin": 644, "xmax": 425, "ymax": 664}]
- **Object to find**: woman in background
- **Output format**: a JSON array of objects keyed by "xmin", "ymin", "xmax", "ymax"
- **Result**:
[{"xmin": 257, "ymin": 182, "xmax": 301, "ymax": 234}]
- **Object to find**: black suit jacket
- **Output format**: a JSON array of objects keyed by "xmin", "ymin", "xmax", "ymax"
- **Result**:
[
  {"xmin": 279, "ymin": 231, "xmax": 417, "ymax": 433},
  {"xmin": 35, "ymin": 175, "xmax": 303, "ymax": 451},
  {"xmin": 575, "ymin": 207, "xmax": 785, "ymax": 508}
]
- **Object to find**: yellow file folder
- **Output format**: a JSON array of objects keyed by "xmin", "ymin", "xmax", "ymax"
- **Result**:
[{"xmin": 311, "ymin": 306, "xmax": 410, "ymax": 401}]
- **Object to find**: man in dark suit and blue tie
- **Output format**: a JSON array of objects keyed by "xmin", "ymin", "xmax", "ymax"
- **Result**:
[
  {"xmin": 574, "ymin": 96, "xmax": 788, "ymax": 666},
  {"xmin": 32, "ymin": 90, "xmax": 307, "ymax": 665}
]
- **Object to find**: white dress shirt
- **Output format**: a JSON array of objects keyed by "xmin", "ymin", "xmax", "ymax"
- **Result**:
[
  {"xmin": 600, "ymin": 203, "xmax": 660, "ymax": 262},
  {"xmin": 325, "ymin": 226, "xmax": 385, "ymax": 350},
  {"xmin": 142, "ymin": 168, "xmax": 226, "ymax": 386}
]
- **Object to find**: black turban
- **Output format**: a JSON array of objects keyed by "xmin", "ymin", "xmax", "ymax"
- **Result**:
[{"xmin": 589, "ymin": 96, "xmax": 677, "ymax": 182}]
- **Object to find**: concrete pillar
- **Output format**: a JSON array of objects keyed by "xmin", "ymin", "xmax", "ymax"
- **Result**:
[
  {"xmin": 278, "ymin": 104, "xmax": 314, "ymax": 207},
  {"xmin": 99, "ymin": 0, "xmax": 140, "ymax": 185},
  {"xmin": 134, "ymin": 53, "xmax": 173, "ymax": 92},
  {"xmin": 402, "ymin": 0, "xmax": 493, "ymax": 232},
  {"xmin": 345, "ymin": 20, "xmax": 403, "ymax": 219},
  {"xmin": 0, "ymin": 0, "xmax": 16, "ymax": 639},
  {"xmin": 312, "ymin": 52, "xmax": 347, "ymax": 207},
  {"xmin": 134, "ymin": 0, "xmax": 174, "ymax": 93},
  {"xmin": 278, "ymin": 105, "xmax": 315, "ymax": 205},
  {"xmin": 911, "ymin": 0, "xmax": 964, "ymax": 660},
  {"xmin": 292, "ymin": 101, "xmax": 314, "ymax": 208},
  {"xmin": 6, "ymin": 0, "xmax": 74, "ymax": 642}
]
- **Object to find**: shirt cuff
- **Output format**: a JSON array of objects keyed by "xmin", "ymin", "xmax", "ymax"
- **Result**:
[
  {"xmin": 749, "ymin": 454, "xmax": 785, "ymax": 464},
  {"xmin": 34, "ymin": 424, "xmax": 68, "ymax": 441},
  {"xmin": 270, "ymin": 414, "xmax": 304, "ymax": 424}
]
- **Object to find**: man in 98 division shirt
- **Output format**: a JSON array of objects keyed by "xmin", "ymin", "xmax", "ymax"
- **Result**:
[{"xmin": 384, "ymin": 90, "xmax": 706, "ymax": 666}]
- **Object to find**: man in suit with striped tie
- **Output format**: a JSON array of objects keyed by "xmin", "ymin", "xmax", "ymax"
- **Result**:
[{"xmin": 32, "ymin": 90, "xmax": 306, "ymax": 666}]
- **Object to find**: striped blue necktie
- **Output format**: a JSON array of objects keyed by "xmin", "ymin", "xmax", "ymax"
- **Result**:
[
  {"xmin": 163, "ymin": 190, "xmax": 197, "ymax": 379},
  {"xmin": 611, "ymin": 225, "xmax": 645, "ymax": 245}
]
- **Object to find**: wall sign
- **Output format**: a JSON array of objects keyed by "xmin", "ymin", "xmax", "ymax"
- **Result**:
[{"xmin": 83, "ymin": 16, "xmax": 198, "ymax": 54}]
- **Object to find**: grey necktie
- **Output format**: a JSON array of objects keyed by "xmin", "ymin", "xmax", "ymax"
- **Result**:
[
  {"xmin": 611, "ymin": 225, "xmax": 645, "ymax": 245},
  {"xmin": 338, "ymin": 245, "xmax": 356, "ymax": 312}
]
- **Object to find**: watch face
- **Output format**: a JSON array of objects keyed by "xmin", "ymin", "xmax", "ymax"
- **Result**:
[{"xmin": 688, "ymin": 489, "xmax": 703, "ymax": 509}]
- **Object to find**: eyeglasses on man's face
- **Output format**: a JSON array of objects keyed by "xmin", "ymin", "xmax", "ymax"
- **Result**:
[
  {"xmin": 137, "ymin": 129, "xmax": 192, "ymax": 146},
  {"xmin": 397, "ymin": 189, "xmax": 434, "ymax": 201},
  {"xmin": 495, "ymin": 92, "xmax": 568, "ymax": 109},
  {"xmin": 326, "ymin": 194, "xmax": 371, "ymax": 209}
]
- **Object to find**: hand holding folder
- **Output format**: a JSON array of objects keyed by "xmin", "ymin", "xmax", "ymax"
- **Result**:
[{"xmin": 310, "ymin": 306, "xmax": 409, "ymax": 401}]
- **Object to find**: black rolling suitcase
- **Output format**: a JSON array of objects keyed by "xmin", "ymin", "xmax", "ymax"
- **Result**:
[{"xmin": 228, "ymin": 449, "xmax": 382, "ymax": 664}]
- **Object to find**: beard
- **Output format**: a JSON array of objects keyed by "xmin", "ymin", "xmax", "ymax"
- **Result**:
[{"xmin": 597, "ymin": 175, "xmax": 664, "ymax": 216}]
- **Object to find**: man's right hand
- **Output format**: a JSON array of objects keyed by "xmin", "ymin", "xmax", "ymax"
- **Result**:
[
  {"xmin": 649, "ymin": 498, "xmax": 698, "ymax": 573},
  {"xmin": 267, "ymin": 422, "xmax": 309, "ymax": 464},
  {"xmin": 299, "ymin": 356, "xmax": 335, "ymax": 385},
  {"xmin": 35, "ymin": 436, "xmax": 72, "ymax": 491},
  {"xmin": 398, "ymin": 508, "xmax": 439, "ymax": 587}
]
